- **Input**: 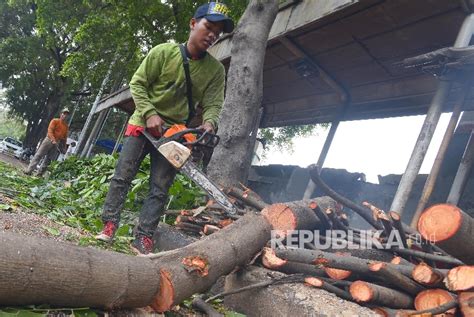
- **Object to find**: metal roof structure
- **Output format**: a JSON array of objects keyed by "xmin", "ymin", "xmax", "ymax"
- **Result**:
[{"xmin": 96, "ymin": 0, "xmax": 474, "ymax": 128}]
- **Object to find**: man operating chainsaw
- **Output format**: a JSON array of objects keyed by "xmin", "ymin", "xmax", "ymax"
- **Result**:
[{"xmin": 95, "ymin": 2, "xmax": 234, "ymax": 255}]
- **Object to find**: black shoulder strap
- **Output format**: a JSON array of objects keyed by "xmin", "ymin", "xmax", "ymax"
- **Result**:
[{"xmin": 179, "ymin": 44, "xmax": 195, "ymax": 126}]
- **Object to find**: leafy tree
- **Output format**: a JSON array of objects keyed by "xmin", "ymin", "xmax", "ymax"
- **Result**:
[
  {"xmin": 259, "ymin": 124, "xmax": 328, "ymax": 152},
  {"xmin": 0, "ymin": 110, "xmax": 26, "ymax": 140},
  {"xmin": 0, "ymin": 0, "xmax": 249, "ymax": 149}
]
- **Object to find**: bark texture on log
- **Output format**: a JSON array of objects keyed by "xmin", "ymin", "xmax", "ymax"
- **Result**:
[
  {"xmin": 417, "ymin": 204, "xmax": 474, "ymax": 264},
  {"xmin": 207, "ymin": 0, "xmax": 280, "ymax": 188},
  {"xmin": 261, "ymin": 247, "xmax": 326, "ymax": 277},
  {"xmin": 276, "ymin": 247, "xmax": 374, "ymax": 276},
  {"xmin": 0, "ymin": 232, "xmax": 160, "ymax": 309},
  {"xmin": 368, "ymin": 262, "xmax": 425, "ymax": 296},
  {"xmin": 349, "ymin": 280, "xmax": 414, "ymax": 308}
]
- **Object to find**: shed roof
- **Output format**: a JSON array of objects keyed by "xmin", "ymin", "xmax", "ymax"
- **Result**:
[{"xmin": 96, "ymin": 0, "xmax": 474, "ymax": 128}]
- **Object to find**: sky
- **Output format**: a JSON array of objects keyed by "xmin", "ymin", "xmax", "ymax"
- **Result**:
[{"xmin": 260, "ymin": 113, "xmax": 453, "ymax": 184}]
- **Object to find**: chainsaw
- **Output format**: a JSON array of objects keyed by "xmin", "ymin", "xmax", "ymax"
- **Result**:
[{"xmin": 141, "ymin": 125, "xmax": 237, "ymax": 215}]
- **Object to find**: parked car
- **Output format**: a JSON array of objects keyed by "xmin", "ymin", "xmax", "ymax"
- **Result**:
[
  {"xmin": 14, "ymin": 146, "xmax": 36, "ymax": 162},
  {"xmin": 0, "ymin": 137, "xmax": 23, "ymax": 156}
]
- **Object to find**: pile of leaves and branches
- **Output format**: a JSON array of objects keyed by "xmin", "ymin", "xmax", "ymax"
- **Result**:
[{"xmin": 0, "ymin": 154, "xmax": 206, "ymax": 253}]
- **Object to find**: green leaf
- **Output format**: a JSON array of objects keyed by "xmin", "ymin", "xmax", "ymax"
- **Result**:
[
  {"xmin": 115, "ymin": 224, "xmax": 130, "ymax": 237},
  {"xmin": 42, "ymin": 226, "xmax": 60, "ymax": 236},
  {"xmin": 0, "ymin": 203, "xmax": 12, "ymax": 211}
]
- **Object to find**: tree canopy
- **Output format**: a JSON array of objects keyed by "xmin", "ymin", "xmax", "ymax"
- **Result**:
[{"xmin": 0, "ymin": 0, "xmax": 248, "ymax": 147}]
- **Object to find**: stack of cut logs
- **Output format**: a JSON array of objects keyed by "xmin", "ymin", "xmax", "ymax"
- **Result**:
[{"xmin": 172, "ymin": 171, "xmax": 474, "ymax": 316}]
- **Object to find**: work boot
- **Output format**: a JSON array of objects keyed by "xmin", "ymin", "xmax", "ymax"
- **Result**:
[
  {"xmin": 95, "ymin": 221, "xmax": 117, "ymax": 242},
  {"xmin": 130, "ymin": 235, "xmax": 154, "ymax": 255}
]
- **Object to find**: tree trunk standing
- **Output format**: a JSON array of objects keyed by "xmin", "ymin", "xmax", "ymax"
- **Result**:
[{"xmin": 207, "ymin": 0, "xmax": 279, "ymax": 188}]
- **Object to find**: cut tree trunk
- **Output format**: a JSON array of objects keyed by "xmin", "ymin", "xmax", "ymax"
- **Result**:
[
  {"xmin": 207, "ymin": 0, "xmax": 280, "ymax": 188},
  {"xmin": 0, "ymin": 201, "xmax": 320, "ymax": 311},
  {"xmin": 276, "ymin": 247, "xmax": 373, "ymax": 276},
  {"xmin": 349, "ymin": 281, "xmax": 414, "ymax": 309},
  {"xmin": 368, "ymin": 262, "xmax": 424, "ymax": 296},
  {"xmin": 411, "ymin": 263, "xmax": 446, "ymax": 288},
  {"xmin": 413, "ymin": 289, "xmax": 457, "ymax": 315},
  {"xmin": 275, "ymin": 247, "xmax": 413, "ymax": 278},
  {"xmin": 444, "ymin": 266, "xmax": 474, "ymax": 291},
  {"xmin": 417, "ymin": 204, "xmax": 474, "ymax": 264},
  {"xmin": 227, "ymin": 187, "xmax": 267, "ymax": 210},
  {"xmin": 261, "ymin": 247, "xmax": 326, "ymax": 277}
]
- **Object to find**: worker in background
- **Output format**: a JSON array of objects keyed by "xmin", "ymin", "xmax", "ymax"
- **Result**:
[{"xmin": 25, "ymin": 108, "xmax": 69, "ymax": 176}]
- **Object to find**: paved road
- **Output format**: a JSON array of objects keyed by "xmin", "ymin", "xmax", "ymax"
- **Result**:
[{"xmin": 0, "ymin": 152, "xmax": 27, "ymax": 170}]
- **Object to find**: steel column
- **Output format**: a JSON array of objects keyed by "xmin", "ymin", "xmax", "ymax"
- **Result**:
[
  {"xmin": 84, "ymin": 108, "xmax": 111, "ymax": 158},
  {"xmin": 112, "ymin": 115, "xmax": 129, "ymax": 155},
  {"xmin": 302, "ymin": 102, "xmax": 349, "ymax": 199},
  {"xmin": 410, "ymin": 87, "xmax": 467, "ymax": 227},
  {"xmin": 447, "ymin": 131, "xmax": 474, "ymax": 204},
  {"xmin": 76, "ymin": 53, "xmax": 118, "ymax": 156},
  {"xmin": 390, "ymin": 13, "xmax": 474, "ymax": 215}
]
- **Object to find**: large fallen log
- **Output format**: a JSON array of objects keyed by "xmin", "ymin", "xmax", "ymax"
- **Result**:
[
  {"xmin": 417, "ymin": 204, "xmax": 474, "ymax": 264},
  {"xmin": 0, "ymin": 201, "xmax": 320, "ymax": 311}
]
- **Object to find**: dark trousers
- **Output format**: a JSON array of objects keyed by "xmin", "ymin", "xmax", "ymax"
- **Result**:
[{"xmin": 102, "ymin": 135, "xmax": 177, "ymax": 237}]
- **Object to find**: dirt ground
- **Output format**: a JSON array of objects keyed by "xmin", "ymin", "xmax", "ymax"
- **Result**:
[
  {"xmin": 0, "ymin": 153, "xmax": 87, "ymax": 243},
  {"xmin": 0, "ymin": 152, "xmax": 27, "ymax": 170}
]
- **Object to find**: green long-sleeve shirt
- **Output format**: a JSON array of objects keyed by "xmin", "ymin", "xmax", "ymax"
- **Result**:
[{"xmin": 129, "ymin": 43, "xmax": 225, "ymax": 129}]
